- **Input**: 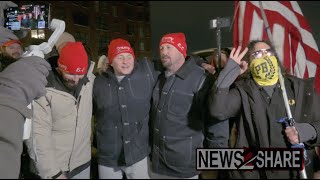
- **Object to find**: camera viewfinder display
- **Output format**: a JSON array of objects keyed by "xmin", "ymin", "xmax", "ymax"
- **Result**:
[{"xmin": 4, "ymin": 4, "xmax": 49, "ymax": 31}]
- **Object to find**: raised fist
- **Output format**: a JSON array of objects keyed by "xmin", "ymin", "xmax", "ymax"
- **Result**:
[{"xmin": 0, "ymin": 56, "xmax": 51, "ymax": 105}]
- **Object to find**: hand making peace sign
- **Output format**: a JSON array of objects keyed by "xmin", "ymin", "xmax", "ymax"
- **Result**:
[{"xmin": 230, "ymin": 46, "xmax": 248, "ymax": 75}]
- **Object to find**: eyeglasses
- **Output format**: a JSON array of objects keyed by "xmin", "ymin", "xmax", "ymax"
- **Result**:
[{"xmin": 250, "ymin": 49, "xmax": 275, "ymax": 59}]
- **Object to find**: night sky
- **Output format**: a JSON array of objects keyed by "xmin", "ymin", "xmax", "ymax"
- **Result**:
[{"xmin": 150, "ymin": 1, "xmax": 320, "ymax": 59}]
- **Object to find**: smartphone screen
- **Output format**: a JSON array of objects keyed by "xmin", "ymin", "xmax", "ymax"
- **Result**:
[{"xmin": 4, "ymin": 4, "xmax": 50, "ymax": 31}]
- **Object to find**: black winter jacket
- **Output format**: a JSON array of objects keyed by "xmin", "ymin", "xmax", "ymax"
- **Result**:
[
  {"xmin": 93, "ymin": 58, "xmax": 159, "ymax": 167},
  {"xmin": 210, "ymin": 75, "xmax": 320, "ymax": 179},
  {"xmin": 150, "ymin": 56, "xmax": 209, "ymax": 178}
]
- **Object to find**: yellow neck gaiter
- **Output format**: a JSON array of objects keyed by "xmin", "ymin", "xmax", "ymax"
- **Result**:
[{"xmin": 250, "ymin": 55, "xmax": 279, "ymax": 86}]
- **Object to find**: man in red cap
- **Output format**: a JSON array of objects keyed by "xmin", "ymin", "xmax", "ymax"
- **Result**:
[
  {"xmin": 0, "ymin": 27, "xmax": 23, "ymax": 71},
  {"xmin": 149, "ymin": 32, "xmax": 220, "ymax": 179},
  {"xmin": 25, "ymin": 42, "xmax": 96, "ymax": 179},
  {"xmin": 93, "ymin": 38, "xmax": 159, "ymax": 179}
]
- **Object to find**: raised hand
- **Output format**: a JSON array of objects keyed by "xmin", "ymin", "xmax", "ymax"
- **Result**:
[
  {"xmin": 239, "ymin": 61, "xmax": 248, "ymax": 75},
  {"xmin": 230, "ymin": 46, "xmax": 248, "ymax": 75},
  {"xmin": 0, "ymin": 56, "xmax": 51, "ymax": 105},
  {"xmin": 201, "ymin": 63, "xmax": 216, "ymax": 75}
]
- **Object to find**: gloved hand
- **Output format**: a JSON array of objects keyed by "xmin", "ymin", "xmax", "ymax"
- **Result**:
[
  {"xmin": 285, "ymin": 123, "xmax": 317, "ymax": 144},
  {"xmin": 0, "ymin": 1, "xmax": 17, "ymax": 27},
  {"xmin": 0, "ymin": 56, "xmax": 51, "ymax": 105}
]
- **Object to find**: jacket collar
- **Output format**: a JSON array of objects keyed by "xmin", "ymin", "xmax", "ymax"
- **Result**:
[{"xmin": 173, "ymin": 56, "xmax": 195, "ymax": 80}]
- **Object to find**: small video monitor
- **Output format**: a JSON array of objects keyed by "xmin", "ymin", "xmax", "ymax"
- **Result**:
[{"xmin": 4, "ymin": 4, "xmax": 50, "ymax": 31}]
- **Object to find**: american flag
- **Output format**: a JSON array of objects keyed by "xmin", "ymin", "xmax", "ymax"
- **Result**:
[{"xmin": 233, "ymin": 1, "xmax": 320, "ymax": 92}]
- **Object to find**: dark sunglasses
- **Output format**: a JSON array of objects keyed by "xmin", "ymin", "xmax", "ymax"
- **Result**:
[{"xmin": 250, "ymin": 49, "xmax": 275, "ymax": 59}]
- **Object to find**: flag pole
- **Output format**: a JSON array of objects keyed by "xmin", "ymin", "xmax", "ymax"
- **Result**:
[
  {"xmin": 229, "ymin": 1, "xmax": 240, "ymax": 32},
  {"xmin": 258, "ymin": 1, "xmax": 308, "ymax": 179},
  {"xmin": 257, "ymin": 1, "xmax": 293, "ymax": 127}
]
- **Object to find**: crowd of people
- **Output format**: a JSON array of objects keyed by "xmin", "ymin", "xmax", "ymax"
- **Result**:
[{"xmin": 1, "ymin": 1, "xmax": 320, "ymax": 179}]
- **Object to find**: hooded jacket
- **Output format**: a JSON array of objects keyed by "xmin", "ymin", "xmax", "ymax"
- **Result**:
[{"xmin": 26, "ymin": 57, "xmax": 95, "ymax": 179}]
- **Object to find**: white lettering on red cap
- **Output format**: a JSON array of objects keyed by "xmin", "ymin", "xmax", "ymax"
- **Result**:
[
  {"xmin": 76, "ymin": 67, "xmax": 85, "ymax": 73},
  {"xmin": 161, "ymin": 37, "xmax": 174, "ymax": 43},
  {"xmin": 58, "ymin": 63, "xmax": 68, "ymax": 71},
  {"xmin": 117, "ymin": 46, "xmax": 131, "ymax": 53},
  {"xmin": 177, "ymin": 43, "xmax": 184, "ymax": 50}
]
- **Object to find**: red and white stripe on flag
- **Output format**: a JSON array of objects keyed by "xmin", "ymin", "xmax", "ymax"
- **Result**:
[{"xmin": 233, "ymin": 1, "xmax": 320, "ymax": 84}]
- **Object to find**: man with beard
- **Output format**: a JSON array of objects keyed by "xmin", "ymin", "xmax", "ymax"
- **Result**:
[
  {"xmin": 149, "ymin": 32, "xmax": 218, "ymax": 179},
  {"xmin": 25, "ymin": 41, "xmax": 96, "ymax": 179},
  {"xmin": 0, "ymin": 27, "xmax": 23, "ymax": 71}
]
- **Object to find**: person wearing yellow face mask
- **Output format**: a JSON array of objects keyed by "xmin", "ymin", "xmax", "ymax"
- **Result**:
[
  {"xmin": 249, "ymin": 49, "xmax": 279, "ymax": 86},
  {"xmin": 208, "ymin": 40, "xmax": 320, "ymax": 179}
]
